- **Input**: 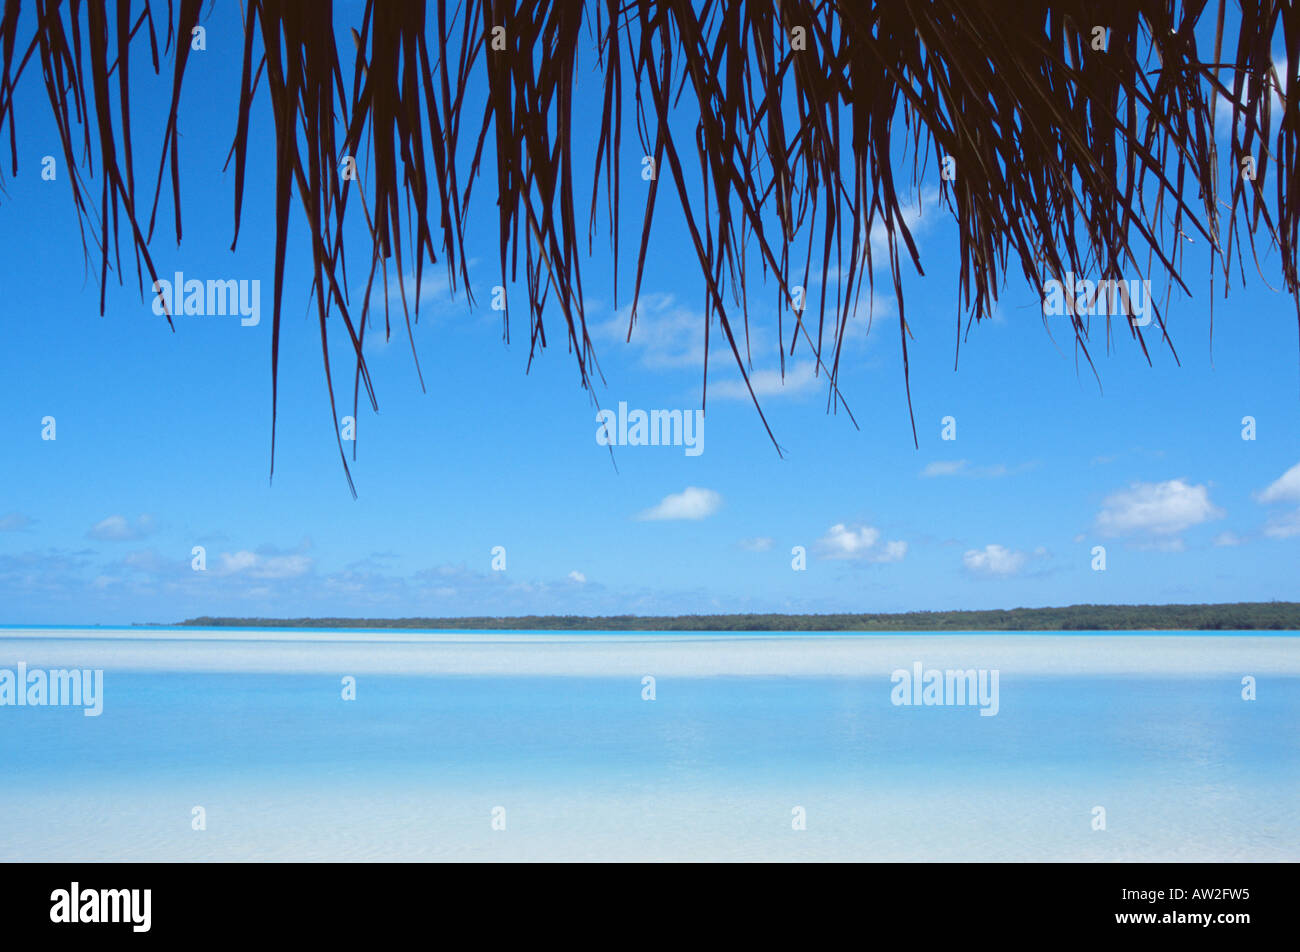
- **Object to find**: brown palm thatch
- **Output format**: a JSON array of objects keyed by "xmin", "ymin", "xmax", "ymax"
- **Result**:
[{"xmin": 1, "ymin": 1, "xmax": 1296, "ymax": 493}]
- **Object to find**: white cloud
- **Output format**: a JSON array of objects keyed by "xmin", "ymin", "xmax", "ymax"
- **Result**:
[
  {"xmin": 962, "ymin": 544, "xmax": 1028, "ymax": 576},
  {"xmin": 90, "ymin": 515, "xmax": 131, "ymax": 540},
  {"xmin": 1096, "ymin": 480, "xmax": 1223, "ymax": 537},
  {"xmin": 1263, "ymin": 509, "xmax": 1300, "ymax": 540},
  {"xmin": 385, "ymin": 260, "xmax": 479, "ymax": 311},
  {"xmin": 782, "ymin": 191, "xmax": 938, "ymax": 351},
  {"xmin": 1258, "ymin": 461, "xmax": 1300, "ymax": 504},
  {"xmin": 737, "ymin": 536, "xmax": 774, "ymax": 552},
  {"xmin": 712, "ymin": 360, "xmax": 820, "ymax": 400},
  {"xmin": 795, "ymin": 279, "xmax": 895, "ymax": 345},
  {"xmin": 816, "ymin": 523, "xmax": 907, "ymax": 562},
  {"xmin": 595, "ymin": 294, "xmax": 752, "ymax": 370},
  {"xmin": 1215, "ymin": 60, "xmax": 1287, "ymax": 136},
  {"xmin": 921, "ymin": 460, "xmax": 968, "ymax": 477},
  {"xmin": 873, "ymin": 540, "xmax": 909, "ymax": 563},
  {"xmin": 636, "ymin": 487, "xmax": 722, "ymax": 521},
  {"xmin": 88, "ymin": 514, "xmax": 157, "ymax": 542},
  {"xmin": 1254, "ymin": 463, "xmax": 1300, "ymax": 541},
  {"xmin": 920, "ymin": 460, "xmax": 1020, "ymax": 478},
  {"xmin": 220, "ymin": 551, "xmax": 257, "ymax": 573},
  {"xmin": 567, "ymin": 571, "xmax": 587, "ymax": 584},
  {"xmin": 367, "ymin": 265, "xmax": 482, "ymax": 353},
  {"xmin": 1213, "ymin": 531, "xmax": 1246, "ymax": 547},
  {"xmin": 217, "ymin": 550, "xmax": 313, "ymax": 579},
  {"xmin": 869, "ymin": 187, "xmax": 940, "ymax": 263}
]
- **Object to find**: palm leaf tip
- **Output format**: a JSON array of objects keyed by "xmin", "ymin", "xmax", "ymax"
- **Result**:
[{"xmin": 1, "ymin": 0, "xmax": 1296, "ymax": 486}]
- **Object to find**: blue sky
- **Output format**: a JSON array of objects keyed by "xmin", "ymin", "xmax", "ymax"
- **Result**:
[{"xmin": 0, "ymin": 7, "xmax": 1298, "ymax": 625}]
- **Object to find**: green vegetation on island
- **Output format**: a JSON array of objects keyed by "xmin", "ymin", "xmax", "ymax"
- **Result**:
[{"xmin": 179, "ymin": 602, "xmax": 1300, "ymax": 632}]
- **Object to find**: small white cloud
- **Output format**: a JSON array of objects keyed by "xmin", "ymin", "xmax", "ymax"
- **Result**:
[
  {"xmin": 1096, "ymin": 480, "xmax": 1223, "ymax": 537},
  {"xmin": 1258, "ymin": 461, "xmax": 1300, "ymax": 504},
  {"xmin": 821, "ymin": 523, "xmax": 877, "ymax": 555},
  {"xmin": 920, "ymin": 460, "xmax": 1018, "ymax": 478},
  {"xmin": 962, "ymin": 544, "xmax": 1027, "ymax": 576},
  {"xmin": 1213, "ymin": 531, "xmax": 1246, "ymax": 547},
  {"xmin": 816, "ymin": 524, "xmax": 907, "ymax": 562},
  {"xmin": 386, "ymin": 262, "xmax": 478, "ymax": 311},
  {"xmin": 88, "ymin": 514, "xmax": 157, "ymax": 542},
  {"xmin": 712, "ymin": 361, "xmax": 820, "ymax": 400},
  {"xmin": 873, "ymin": 540, "xmax": 909, "ymax": 563},
  {"xmin": 921, "ymin": 460, "xmax": 968, "ymax": 477},
  {"xmin": 568, "ymin": 571, "xmax": 587, "ymax": 584},
  {"xmin": 217, "ymin": 550, "xmax": 312, "ymax": 579},
  {"xmin": 636, "ymin": 487, "xmax": 722, "ymax": 521},
  {"xmin": 90, "ymin": 515, "xmax": 131, "ymax": 540},
  {"xmin": 220, "ymin": 550, "xmax": 258, "ymax": 574},
  {"xmin": 1257, "ymin": 481, "xmax": 1300, "ymax": 536},
  {"xmin": 1215, "ymin": 60, "xmax": 1287, "ymax": 135},
  {"xmin": 1263, "ymin": 509, "xmax": 1300, "ymax": 540},
  {"xmin": 737, "ymin": 536, "xmax": 774, "ymax": 552},
  {"xmin": 595, "ymin": 294, "xmax": 742, "ymax": 370},
  {"xmin": 869, "ymin": 187, "xmax": 939, "ymax": 263}
]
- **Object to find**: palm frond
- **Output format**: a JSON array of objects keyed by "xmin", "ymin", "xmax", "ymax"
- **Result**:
[{"xmin": 1, "ymin": 0, "xmax": 1296, "ymax": 490}]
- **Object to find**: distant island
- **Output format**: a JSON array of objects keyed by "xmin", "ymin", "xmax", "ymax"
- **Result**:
[{"xmin": 179, "ymin": 601, "xmax": 1300, "ymax": 631}]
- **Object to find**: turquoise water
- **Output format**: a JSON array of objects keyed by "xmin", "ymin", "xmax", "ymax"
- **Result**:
[{"xmin": 0, "ymin": 629, "xmax": 1296, "ymax": 861}]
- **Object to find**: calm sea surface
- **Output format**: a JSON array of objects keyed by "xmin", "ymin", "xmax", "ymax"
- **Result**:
[{"xmin": 1, "ymin": 628, "xmax": 1296, "ymax": 861}]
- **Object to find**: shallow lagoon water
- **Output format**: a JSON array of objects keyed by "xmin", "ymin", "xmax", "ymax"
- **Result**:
[{"xmin": 0, "ymin": 629, "xmax": 1296, "ymax": 861}]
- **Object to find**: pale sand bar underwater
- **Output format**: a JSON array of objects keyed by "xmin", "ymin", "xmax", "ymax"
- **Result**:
[{"xmin": 0, "ymin": 629, "xmax": 1296, "ymax": 861}]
